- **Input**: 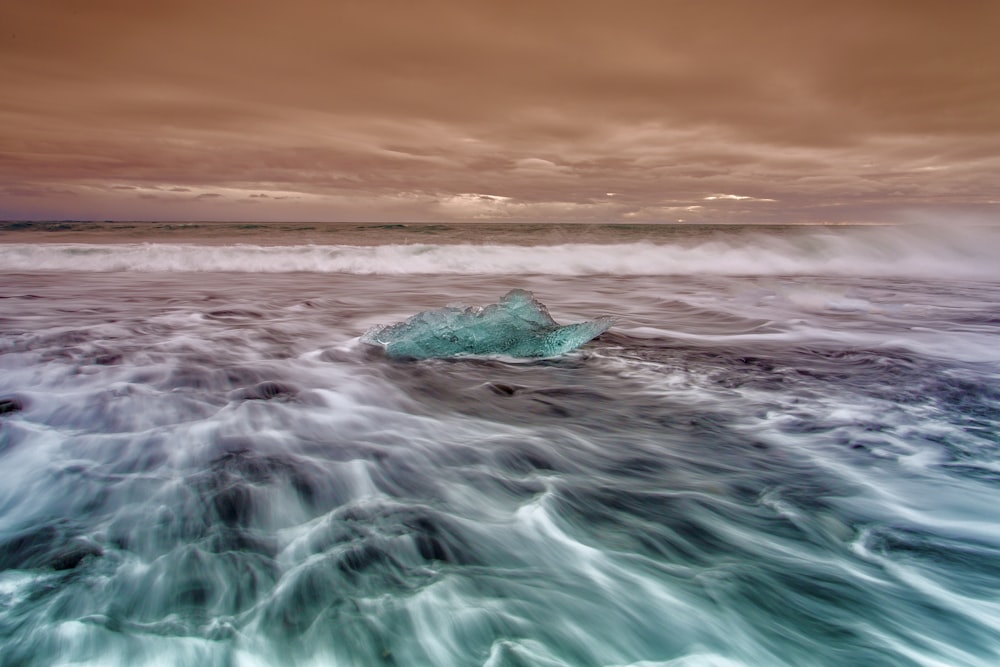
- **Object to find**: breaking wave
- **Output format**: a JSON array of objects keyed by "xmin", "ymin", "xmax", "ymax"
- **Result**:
[{"xmin": 1, "ymin": 226, "xmax": 998, "ymax": 278}]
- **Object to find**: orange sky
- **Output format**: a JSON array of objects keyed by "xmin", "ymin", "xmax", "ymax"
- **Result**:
[{"xmin": 1, "ymin": 0, "xmax": 998, "ymax": 223}]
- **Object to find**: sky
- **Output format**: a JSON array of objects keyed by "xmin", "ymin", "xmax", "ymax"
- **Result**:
[{"xmin": 1, "ymin": 0, "xmax": 998, "ymax": 223}]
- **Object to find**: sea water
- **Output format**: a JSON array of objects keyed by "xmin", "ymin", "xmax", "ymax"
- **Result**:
[{"xmin": 0, "ymin": 223, "xmax": 998, "ymax": 666}]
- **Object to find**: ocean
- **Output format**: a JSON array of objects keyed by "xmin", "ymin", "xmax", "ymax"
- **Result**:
[{"xmin": 1, "ymin": 222, "xmax": 998, "ymax": 666}]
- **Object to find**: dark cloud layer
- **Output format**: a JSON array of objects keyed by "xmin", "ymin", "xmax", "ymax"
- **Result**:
[{"xmin": 2, "ymin": 0, "xmax": 998, "ymax": 222}]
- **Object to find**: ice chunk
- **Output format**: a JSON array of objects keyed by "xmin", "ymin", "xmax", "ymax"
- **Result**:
[{"xmin": 361, "ymin": 289, "xmax": 613, "ymax": 359}]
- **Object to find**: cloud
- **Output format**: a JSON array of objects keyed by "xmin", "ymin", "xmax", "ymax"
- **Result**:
[{"xmin": 1, "ymin": 1, "xmax": 998, "ymax": 222}]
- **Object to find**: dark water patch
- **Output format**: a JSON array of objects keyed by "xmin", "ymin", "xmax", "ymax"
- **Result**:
[
  {"xmin": 92, "ymin": 448, "xmax": 331, "ymax": 565},
  {"xmin": 205, "ymin": 308, "xmax": 265, "ymax": 320},
  {"xmin": 191, "ymin": 450, "xmax": 325, "ymax": 527},
  {"xmin": 716, "ymin": 345, "xmax": 927, "ymax": 397},
  {"xmin": 923, "ymin": 371, "xmax": 1000, "ymax": 422},
  {"xmin": 367, "ymin": 354, "xmax": 631, "ymax": 426},
  {"xmin": 37, "ymin": 329, "xmax": 93, "ymax": 347},
  {"xmin": 18, "ymin": 222, "xmax": 85, "ymax": 232},
  {"xmin": 552, "ymin": 486, "xmax": 740, "ymax": 564},
  {"xmin": 940, "ymin": 464, "xmax": 1000, "ymax": 484},
  {"xmin": 137, "ymin": 546, "xmax": 276, "ymax": 618},
  {"xmin": 228, "ymin": 380, "xmax": 300, "ymax": 402},
  {"xmin": 490, "ymin": 441, "xmax": 560, "ymax": 475},
  {"xmin": 258, "ymin": 503, "xmax": 475, "ymax": 641},
  {"xmin": 410, "ymin": 224, "xmax": 452, "ymax": 232},
  {"xmin": 0, "ymin": 523, "xmax": 103, "ymax": 572},
  {"xmin": 866, "ymin": 526, "xmax": 1000, "ymax": 595},
  {"xmin": 0, "ymin": 221, "xmax": 37, "ymax": 231},
  {"xmin": 163, "ymin": 364, "xmax": 273, "ymax": 393},
  {"xmin": 203, "ymin": 527, "xmax": 280, "ymax": 559},
  {"xmin": 485, "ymin": 381, "xmax": 522, "ymax": 396},
  {"xmin": 0, "ymin": 396, "xmax": 24, "ymax": 415},
  {"xmin": 92, "ymin": 351, "xmax": 123, "ymax": 366},
  {"xmin": 700, "ymin": 564, "xmax": 902, "ymax": 665}
]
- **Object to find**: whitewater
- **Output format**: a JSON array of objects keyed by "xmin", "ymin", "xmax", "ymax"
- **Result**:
[{"xmin": 1, "ymin": 222, "xmax": 999, "ymax": 666}]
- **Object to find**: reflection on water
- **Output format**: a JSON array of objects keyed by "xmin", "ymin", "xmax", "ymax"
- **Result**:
[{"xmin": 1, "ymin": 270, "xmax": 999, "ymax": 666}]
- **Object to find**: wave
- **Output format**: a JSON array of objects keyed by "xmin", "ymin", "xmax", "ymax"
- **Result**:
[{"xmin": 1, "ymin": 226, "xmax": 998, "ymax": 277}]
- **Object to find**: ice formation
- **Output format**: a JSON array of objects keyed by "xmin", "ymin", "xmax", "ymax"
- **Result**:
[{"xmin": 361, "ymin": 289, "xmax": 614, "ymax": 359}]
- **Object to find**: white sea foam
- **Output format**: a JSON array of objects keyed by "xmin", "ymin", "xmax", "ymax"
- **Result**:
[
  {"xmin": 1, "ymin": 263, "xmax": 998, "ymax": 666},
  {"xmin": 1, "ymin": 226, "xmax": 998, "ymax": 277}
]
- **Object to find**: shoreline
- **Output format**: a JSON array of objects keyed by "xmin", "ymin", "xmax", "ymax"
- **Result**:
[{"xmin": 0, "ymin": 220, "xmax": 896, "ymax": 246}]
